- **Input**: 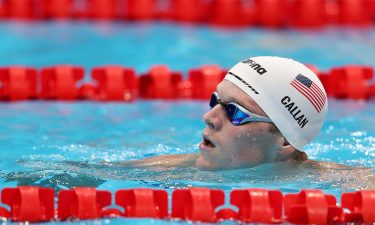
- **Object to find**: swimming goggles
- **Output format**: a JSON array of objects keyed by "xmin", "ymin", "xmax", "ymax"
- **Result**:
[{"xmin": 209, "ymin": 92, "xmax": 273, "ymax": 126}]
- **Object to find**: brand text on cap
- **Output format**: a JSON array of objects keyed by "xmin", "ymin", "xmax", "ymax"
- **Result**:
[{"xmin": 242, "ymin": 59, "xmax": 267, "ymax": 75}]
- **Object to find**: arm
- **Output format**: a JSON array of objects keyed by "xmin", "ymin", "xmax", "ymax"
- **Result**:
[{"xmin": 116, "ymin": 153, "xmax": 199, "ymax": 169}]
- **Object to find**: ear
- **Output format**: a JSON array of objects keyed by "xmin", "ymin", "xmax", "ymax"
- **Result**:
[{"xmin": 275, "ymin": 138, "xmax": 296, "ymax": 162}]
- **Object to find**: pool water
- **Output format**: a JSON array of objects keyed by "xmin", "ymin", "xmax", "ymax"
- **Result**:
[
  {"xmin": 0, "ymin": 22, "xmax": 374, "ymax": 224},
  {"xmin": 1, "ymin": 22, "xmax": 375, "ymax": 72}
]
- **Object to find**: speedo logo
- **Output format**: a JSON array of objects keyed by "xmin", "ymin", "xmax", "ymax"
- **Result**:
[{"xmin": 242, "ymin": 59, "xmax": 267, "ymax": 75}]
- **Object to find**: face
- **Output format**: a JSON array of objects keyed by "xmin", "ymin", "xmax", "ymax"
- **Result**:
[{"xmin": 196, "ymin": 80, "xmax": 283, "ymax": 170}]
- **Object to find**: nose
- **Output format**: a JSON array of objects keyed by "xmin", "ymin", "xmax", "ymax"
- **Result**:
[{"xmin": 203, "ymin": 105, "xmax": 225, "ymax": 130}]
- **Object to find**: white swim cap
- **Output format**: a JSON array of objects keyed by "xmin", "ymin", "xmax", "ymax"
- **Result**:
[{"xmin": 224, "ymin": 56, "xmax": 328, "ymax": 150}]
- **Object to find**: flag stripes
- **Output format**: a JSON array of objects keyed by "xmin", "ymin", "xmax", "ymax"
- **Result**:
[{"xmin": 291, "ymin": 74, "xmax": 326, "ymax": 112}]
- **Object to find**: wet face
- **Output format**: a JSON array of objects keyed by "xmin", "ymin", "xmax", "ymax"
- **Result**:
[{"xmin": 196, "ymin": 80, "xmax": 284, "ymax": 170}]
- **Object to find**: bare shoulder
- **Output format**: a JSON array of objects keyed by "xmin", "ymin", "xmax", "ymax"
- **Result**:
[
  {"xmin": 297, "ymin": 160, "xmax": 375, "ymax": 189},
  {"xmin": 117, "ymin": 153, "xmax": 198, "ymax": 168},
  {"xmin": 300, "ymin": 159, "xmax": 356, "ymax": 170},
  {"xmin": 299, "ymin": 160, "xmax": 374, "ymax": 173}
]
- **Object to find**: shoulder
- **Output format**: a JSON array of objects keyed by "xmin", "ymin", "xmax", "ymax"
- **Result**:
[{"xmin": 300, "ymin": 159, "xmax": 369, "ymax": 171}]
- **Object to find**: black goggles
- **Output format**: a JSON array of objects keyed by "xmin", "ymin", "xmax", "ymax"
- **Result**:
[{"xmin": 209, "ymin": 92, "xmax": 273, "ymax": 126}]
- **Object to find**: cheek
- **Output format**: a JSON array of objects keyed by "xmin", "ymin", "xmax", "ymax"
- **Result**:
[
  {"xmin": 230, "ymin": 127, "xmax": 259, "ymax": 146},
  {"xmin": 237, "ymin": 125, "xmax": 274, "ymax": 143},
  {"xmin": 219, "ymin": 127, "xmax": 243, "ymax": 153},
  {"xmin": 229, "ymin": 126, "xmax": 270, "ymax": 166}
]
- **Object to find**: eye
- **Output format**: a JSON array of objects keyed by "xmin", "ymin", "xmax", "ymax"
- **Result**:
[{"xmin": 225, "ymin": 103, "xmax": 237, "ymax": 118}]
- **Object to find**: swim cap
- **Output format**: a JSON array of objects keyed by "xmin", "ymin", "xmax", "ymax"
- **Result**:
[{"xmin": 224, "ymin": 56, "xmax": 328, "ymax": 150}]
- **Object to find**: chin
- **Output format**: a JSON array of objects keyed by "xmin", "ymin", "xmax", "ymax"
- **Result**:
[{"xmin": 195, "ymin": 154, "xmax": 216, "ymax": 170}]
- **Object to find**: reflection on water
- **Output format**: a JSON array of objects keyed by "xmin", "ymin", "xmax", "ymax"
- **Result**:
[
  {"xmin": 5, "ymin": 171, "xmax": 105, "ymax": 191},
  {"xmin": 6, "ymin": 159, "xmax": 375, "ymax": 197},
  {"xmin": 0, "ymin": 100, "xmax": 373, "ymax": 200}
]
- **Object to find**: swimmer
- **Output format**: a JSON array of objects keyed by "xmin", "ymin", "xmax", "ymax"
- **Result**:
[
  {"xmin": 125, "ymin": 56, "xmax": 329, "ymax": 170},
  {"xmin": 8, "ymin": 56, "xmax": 374, "ymax": 190}
]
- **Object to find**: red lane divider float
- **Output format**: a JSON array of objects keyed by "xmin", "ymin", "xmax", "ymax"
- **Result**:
[
  {"xmin": 172, "ymin": 188, "xmax": 224, "ymax": 222},
  {"xmin": 94, "ymin": 0, "xmax": 118, "ymax": 20},
  {"xmin": 4, "ymin": 0, "xmax": 35, "ymax": 20},
  {"xmin": 370, "ymin": 83, "xmax": 375, "ymax": 98},
  {"xmin": 284, "ymin": 190, "xmax": 343, "ymax": 224},
  {"xmin": 0, "ymin": 67, "xmax": 38, "ymax": 101},
  {"xmin": 255, "ymin": 0, "xmax": 290, "ymax": 28},
  {"xmin": 188, "ymin": 65, "xmax": 227, "ymax": 99},
  {"xmin": 1, "ymin": 0, "xmax": 375, "ymax": 28},
  {"xmin": 167, "ymin": 0, "xmax": 208, "ymax": 23},
  {"xmin": 342, "ymin": 190, "xmax": 375, "ymax": 223},
  {"xmin": 338, "ymin": 0, "xmax": 375, "ymax": 26},
  {"xmin": 40, "ymin": 66, "xmax": 84, "ymax": 100},
  {"xmin": 116, "ymin": 188, "xmax": 168, "ymax": 218},
  {"xmin": 91, "ymin": 66, "xmax": 138, "ymax": 101},
  {"xmin": 126, "ymin": 0, "xmax": 158, "ymax": 21},
  {"xmin": 329, "ymin": 66, "xmax": 373, "ymax": 99},
  {"xmin": 230, "ymin": 188, "xmax": 282, "ymax": 223},
  {"xmin": 291, "ymin": 0, "xmax": 327, "ymax": 28},
  {"xmin": 58, "ymin": 187, "xmax": 112, "ymax": 220},
  {"xmin": 0, "ymin": 186, "xmax": 54, "ymax": 222},
  {"xmin": 208, "ymin": 0, "xmax": 254, "ymax": 26},
  {"xmin": 0, "ymin": 187, "xmax": 374, "ymax": 223},
  {"xmin": 139, "ymin": 65, "xmax": 182, "ymax": 99},
  {"xmin": 0, "ymin": 64, "xmax": 374, "ymax": 101},
  {"xmin": 41, "ymin": 0, "xmax": 74, "ymax": 20}
]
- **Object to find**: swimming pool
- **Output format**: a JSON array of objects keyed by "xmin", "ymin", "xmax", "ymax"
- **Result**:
[{"xmin": 0, "ymin": 22, "xmax": 374, "ymax": 224}]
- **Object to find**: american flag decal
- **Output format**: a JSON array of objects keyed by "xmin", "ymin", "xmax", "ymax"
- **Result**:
[{"xmin": 291, "ymin": 74, "xmax": 326, "ymax": 112}]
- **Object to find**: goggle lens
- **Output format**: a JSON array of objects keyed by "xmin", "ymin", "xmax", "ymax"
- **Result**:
[
  {"xmin": 209, "ymin": 92, "xmax": 248, "ymax": 125},
  {"xmin": 208, "ymin": 92, "xmax": 273, "ymax": 126},
  {"xmin": 225, "ymin": 103, "xmax": 248, "ymax": 125},
  {"xmin": 209, "ymin": 92, "xmax": 218, "ymax": 108}
]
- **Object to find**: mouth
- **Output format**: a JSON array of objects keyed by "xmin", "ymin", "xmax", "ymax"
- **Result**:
[{"xmin": 199, "ymin": 134, "xmax": 216, "ymax": 151}]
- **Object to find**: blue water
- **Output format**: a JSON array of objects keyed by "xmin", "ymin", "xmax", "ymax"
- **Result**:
[
  {"xmin": 0, "ymin": 22, "xmax": 374, "ymax": 224},
  {"xmin": 1, "ymin": 22, "xmax": 375, "ymax": 73}
]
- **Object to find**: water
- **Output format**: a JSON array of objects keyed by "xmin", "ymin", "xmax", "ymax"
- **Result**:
[
  {"xmin": 1, "ymin": 22, "xmax": 375, "ymax": 73},
  {"xmin": 0, "ymin": 22, "xmax": 374, "ymax": 224}
]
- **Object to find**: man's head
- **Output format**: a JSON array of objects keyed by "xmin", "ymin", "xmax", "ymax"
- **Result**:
[{"xmin": 196, "ymin": 56, "xmax": 328, "ymax": 170}]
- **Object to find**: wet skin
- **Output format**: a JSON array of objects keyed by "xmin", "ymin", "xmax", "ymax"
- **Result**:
[
  {"xmin": 195, "ymin": 80, "xmax": 286, "ymax": 170},
  {"xmin": 124, "ymin": 80, "xmax": 297, "ymax": 171}
]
